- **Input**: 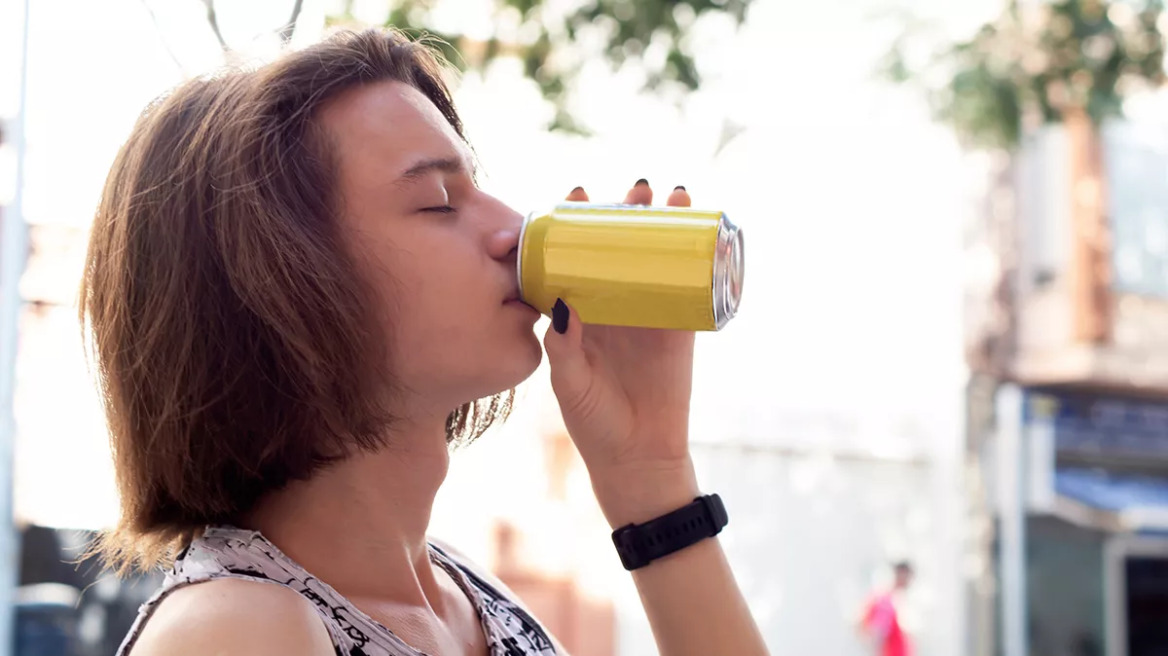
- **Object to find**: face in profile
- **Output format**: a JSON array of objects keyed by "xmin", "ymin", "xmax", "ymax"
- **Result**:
[{"xmin": 320, "ymin": 80, "xmax": 544, "ymax": 420}]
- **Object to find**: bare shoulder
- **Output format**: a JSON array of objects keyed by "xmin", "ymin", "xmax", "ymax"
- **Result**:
[
  {"xmin": 429, "ymin": 537, "xmax": 572, "ymax": 656},
  {"xmin": 128, "ymin": 577, "xmax": 335, "ymax": 656}
]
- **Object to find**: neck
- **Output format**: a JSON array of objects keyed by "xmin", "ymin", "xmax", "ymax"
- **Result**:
[{"xmin": 244, "ymin": 416, "xmax": 451, "ymax": 606}]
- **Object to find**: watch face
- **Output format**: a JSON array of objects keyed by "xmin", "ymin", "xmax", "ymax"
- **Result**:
[{"xmin": 703, "ymin": 493, "xmax": 729, "ymax": 532}]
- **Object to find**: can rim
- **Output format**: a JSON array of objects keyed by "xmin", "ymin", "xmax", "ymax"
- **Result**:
[
  {"xmin": 712, "ymin": 216, "xmax": 743, "ymax": 330},
  {"xmin": 516, "ymin": 210, "xmax": 533, "ymax": 303}
]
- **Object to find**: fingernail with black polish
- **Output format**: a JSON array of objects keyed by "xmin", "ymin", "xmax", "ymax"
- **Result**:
[
  {"xmin": 552, "ymin": 298, "xmax": 569, "ymax": 335},
  {"xmin": 635, "ymin": 178, "xmax": 649, "ymax": 187},
  {"xmin": 674, "ymin": 185, "xmax": 686, "ymax": 191}
]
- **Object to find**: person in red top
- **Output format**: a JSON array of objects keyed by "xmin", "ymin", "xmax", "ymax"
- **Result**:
[{"xmin": 859, "ymin": 561, "xmax": 914, "ymax": 656}]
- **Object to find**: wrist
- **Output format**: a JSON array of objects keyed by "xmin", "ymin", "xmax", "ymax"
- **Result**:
[{"xmin": 589, "ymin": 457, "xmax": 700, "ymax": 529}]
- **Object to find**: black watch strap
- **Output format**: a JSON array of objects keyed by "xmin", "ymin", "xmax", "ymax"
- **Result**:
[{"xmin": 611, "ymin": 494, "xmax": 728, "ymax": 571}]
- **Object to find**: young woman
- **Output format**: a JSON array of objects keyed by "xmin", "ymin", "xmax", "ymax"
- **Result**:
[{"xmin": 81, "ymin": 27, "xmax": 767, "ymax": 656}]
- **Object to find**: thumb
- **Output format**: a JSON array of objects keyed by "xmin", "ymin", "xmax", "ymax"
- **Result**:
[{"xmin": 543, "ymin": 298, "xmax": 589, "ymax": 400}]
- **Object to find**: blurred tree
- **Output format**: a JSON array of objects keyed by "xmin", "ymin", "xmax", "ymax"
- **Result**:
[
  {"xmin": 880, "ymin": 0, "xmax": 1167, "ymax": 355},
  {"xmin": 880, "ymin": 0, "xmax": 1166, "ymax": 149},
  {"xmin": 197, "ymin": 0, "xmax": 305, "ymax": 62},
  {"xmin": 190, "ymin": 0, "xmax": 754, "ymax": 133}
]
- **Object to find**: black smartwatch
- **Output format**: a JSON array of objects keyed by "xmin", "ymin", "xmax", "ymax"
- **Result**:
[{"xmin": 611, "ymin": 494, "xmax": 728, "ymax": 571}]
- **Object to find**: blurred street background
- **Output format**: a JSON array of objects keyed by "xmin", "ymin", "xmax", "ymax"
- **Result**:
[{"xmin": 1, "ymin": 0, "xmax": 1168, "ymax": 654}]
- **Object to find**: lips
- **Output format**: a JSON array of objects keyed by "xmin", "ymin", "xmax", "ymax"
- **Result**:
[
  {"xmin": 503, "ymin": 291, "xmax": 538, "ymax": 314},
  {"xmin": 503, "ymin": 287, "xmax": 524, "ymax": 304}
]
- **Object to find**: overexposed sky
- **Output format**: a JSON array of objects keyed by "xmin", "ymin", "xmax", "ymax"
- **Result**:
[{"xmin": 0, "ymin": 0, "xmax": 991, "ymax": 528}]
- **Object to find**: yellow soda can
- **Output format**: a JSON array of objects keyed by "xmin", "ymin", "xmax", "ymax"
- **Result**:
[{"xmin": 517, "ymin": 203, "xmax": 745, "ymax": 330}]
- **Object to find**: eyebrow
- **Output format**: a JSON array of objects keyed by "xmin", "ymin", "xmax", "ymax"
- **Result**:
[{"xmin": 394, "ymin": 156, "xmax": 469, "ymax": 188}]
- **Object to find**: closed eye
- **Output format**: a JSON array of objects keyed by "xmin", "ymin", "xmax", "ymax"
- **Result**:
[{"xmin": 420, "ymin": 205, "xmax": 457, "ymax": 214}]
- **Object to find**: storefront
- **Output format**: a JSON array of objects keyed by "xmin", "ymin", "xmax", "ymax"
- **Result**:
[{"xmin": 992, "ymin": 386, "xmax": 1168, "ymax": 656}]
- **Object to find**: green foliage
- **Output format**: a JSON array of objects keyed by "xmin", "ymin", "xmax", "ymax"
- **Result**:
[
  {"xmin": 329, "ymin": 0, "xmax": 755, "ymax": 132},
  {"xmin": 881, "ymin": 0, "xmax": 1166, "ymax": 149}
]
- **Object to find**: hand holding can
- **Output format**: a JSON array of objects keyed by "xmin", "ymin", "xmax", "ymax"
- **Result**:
[{"xmin": 541, "ymin": 181, "xmax": 721, "ymax": 529}]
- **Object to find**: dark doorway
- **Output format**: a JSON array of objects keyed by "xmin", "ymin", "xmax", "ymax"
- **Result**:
[{"xmin": 1127, "ymin": 556, "xmax": 1168, "ymax": 656}]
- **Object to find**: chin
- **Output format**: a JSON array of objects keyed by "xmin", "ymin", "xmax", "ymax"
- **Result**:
[
  {"xmin": 457, "ymin": 331, "xmax": 543, "ymax": 403},
  {"xmin": 491, "ymin": 332, "xmax": 543, "ymax": 390},
  {"xmin": 509, "ymin": 333, "xmax": 544, "ymax": 382}
]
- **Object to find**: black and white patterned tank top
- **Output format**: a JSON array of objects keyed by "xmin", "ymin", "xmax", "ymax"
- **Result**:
[{"xmin": 116, "ymin": 526, "xmax": 558, "ymax": 656}]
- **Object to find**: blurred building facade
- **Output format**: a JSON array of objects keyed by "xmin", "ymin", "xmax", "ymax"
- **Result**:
[{"xmin": 966, "ymin": 110, "xmax": 1168, "ymax": 656}]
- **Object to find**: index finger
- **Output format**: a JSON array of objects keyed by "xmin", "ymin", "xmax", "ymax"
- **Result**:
[
  {"xmin": 623, "ymin": 179, "xmax": 653, "ymax": 206},
  {"xmin": 666, "ymin": 185, "xmax": 691, "ymax": 208},
  {"xmin": 566, "ymin": 186, "xmax": 590, "ymax": 202}
]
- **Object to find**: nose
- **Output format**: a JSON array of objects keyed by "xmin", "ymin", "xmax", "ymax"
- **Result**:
[
  {"xmin": 485, "ymin": 202, "xmax": 525, "ymax": 263},
  {"xmin": 486, "ymin": 226, "xmax": 521, "ymax": 262}
]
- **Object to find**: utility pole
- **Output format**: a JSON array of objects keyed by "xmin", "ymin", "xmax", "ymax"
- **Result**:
[{"xmin": 0, "ymin": 0, "xmax": 33, "ymax": 650}]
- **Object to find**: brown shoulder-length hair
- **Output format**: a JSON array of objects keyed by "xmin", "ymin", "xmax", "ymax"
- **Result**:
[{"xmin": 80, "ymin": 28, "xmax": 511, "ymax": 574}]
